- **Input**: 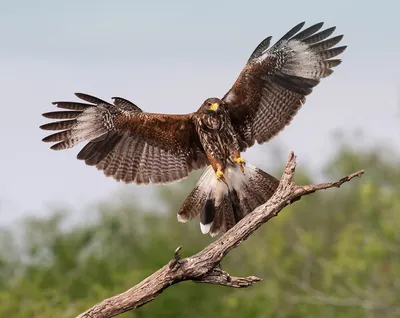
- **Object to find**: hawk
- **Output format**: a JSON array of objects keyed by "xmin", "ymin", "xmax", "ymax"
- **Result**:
[{"xmin": 40, "ymin": 22, "xmax": 346, "ymax": 236}]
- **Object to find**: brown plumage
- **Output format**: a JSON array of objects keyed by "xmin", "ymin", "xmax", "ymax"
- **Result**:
[{"xmin": 40, "ymin": 22, "xmax": 346, "ymax": 236}]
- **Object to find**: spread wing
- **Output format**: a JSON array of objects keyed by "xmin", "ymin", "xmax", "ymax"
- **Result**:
[
  {"xmin": 223, "ymin": 22, "xmax": 346, "ymax": 150},
  {"xmin": 40, "ymin": 93, "xmax": 208, "ymax": 184}
]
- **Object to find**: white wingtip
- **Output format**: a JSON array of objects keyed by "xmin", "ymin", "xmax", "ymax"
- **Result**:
[
  {"xmin": 177, "ymin": 213, "xmax": 188, "ymax": 223},
  {"xmin": 209, "ymin": 230, "xmax": 219, "ymax": 237},
  {"xmin": 200, "ymin": 222, "xmax": 213, "ymax": 234}
]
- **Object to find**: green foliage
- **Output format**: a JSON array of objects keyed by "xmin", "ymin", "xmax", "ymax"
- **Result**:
[{"xmin": 1, "ymin": 145, "xmax": 399, "ymax": 317}]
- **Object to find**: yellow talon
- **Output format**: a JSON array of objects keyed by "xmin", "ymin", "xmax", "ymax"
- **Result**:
[
  {"xmin": 235, "ymin": 157, "xmax": 245, "ymax": 165},
  {"xmin": 235, "ymin": 157, "xmax": 246, "ymax": 173},
  {"xmin": 216, "ymin": 169, "xmax": 224, "ymax": 180},
  {"xmin": 216, "ymin": 169, "xmax": 228, "ymax": 186}
]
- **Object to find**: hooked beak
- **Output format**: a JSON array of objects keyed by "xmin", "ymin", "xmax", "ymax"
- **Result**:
[{"xmin": 209, "ymin": 103, "xmax": 219, "ymax": 111}]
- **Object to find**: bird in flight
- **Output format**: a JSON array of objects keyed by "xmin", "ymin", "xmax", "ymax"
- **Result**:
[{"xmin": 41, "ymin": 22, "xmax": 346, "ymax": 236}]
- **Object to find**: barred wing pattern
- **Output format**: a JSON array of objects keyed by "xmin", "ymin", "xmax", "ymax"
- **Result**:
[
  {"xmin": 41, "ymin": 93, "xmax": 208, "ymax": 184},
  {"xmin": 223, "ymin": 22, "xmax": 346, "ymax": 150}
]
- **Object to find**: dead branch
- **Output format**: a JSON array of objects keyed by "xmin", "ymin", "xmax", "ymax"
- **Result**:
[{"xmin": 76, "ymin": 152, "xmax": 364, "ymax": 318}]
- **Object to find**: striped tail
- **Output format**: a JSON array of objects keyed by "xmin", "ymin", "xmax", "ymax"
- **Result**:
[{"xmin": 177, "ymin": 163, "xmax": 279, "ymax": 237}]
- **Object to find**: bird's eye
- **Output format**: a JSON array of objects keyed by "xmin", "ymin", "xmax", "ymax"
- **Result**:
[{"xmin": 207, "ymin": 102, "xmax": 212, "ymax": 106}]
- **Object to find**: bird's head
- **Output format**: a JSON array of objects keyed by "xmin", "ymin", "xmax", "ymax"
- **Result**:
[{"xmin": 198, "ymin": 98, "xmax": 224, "ymax": 114}]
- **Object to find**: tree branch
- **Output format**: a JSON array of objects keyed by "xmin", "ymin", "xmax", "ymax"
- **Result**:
[{"xmin": 76, "ymin": 152, "xmax": 364, "ymax": 318}]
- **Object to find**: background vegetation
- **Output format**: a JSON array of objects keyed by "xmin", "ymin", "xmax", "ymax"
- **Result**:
[{"xmin": 1, "ymin": 142, "xmax": 399, "ymax": 317}]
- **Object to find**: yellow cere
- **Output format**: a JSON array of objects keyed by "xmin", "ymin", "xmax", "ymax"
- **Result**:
[{"xmin": 209, "ymin": 103, "xmax": 219, "ymax": 111}]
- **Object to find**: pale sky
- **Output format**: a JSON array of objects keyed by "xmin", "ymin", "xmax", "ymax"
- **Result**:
[{"xmin": 0, "ymin": 0, "xmax": 399, "ymax": 225}]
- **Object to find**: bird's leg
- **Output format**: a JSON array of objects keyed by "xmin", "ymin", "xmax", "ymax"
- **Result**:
[
  {"xmin": 206, "ymin": 155, "xmax": 228, "ymax": 185},
  {"xmin": 232, "ymin": 151, "xmax": 246, "ymax": 173},
  {"xmin": 216, "ymin": 169, "xmax": 228, "ymax": 186},
  {"xmin": 235, "ymin": 157, "xmax": 246, "ymax": 173},
  {"xmin": 215, "ymin": 163, "xmax": 228, "ymax": 186}
]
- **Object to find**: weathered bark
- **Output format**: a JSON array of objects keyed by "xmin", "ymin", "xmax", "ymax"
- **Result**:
[{"xmin": 77, "ymin": 152, "xmax": 364, "ymax": 318}]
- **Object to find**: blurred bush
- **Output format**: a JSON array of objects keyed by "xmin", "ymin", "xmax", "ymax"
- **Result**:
[{"xmin": 1, "ymin": 144, "xmax": 399, "ymax": 318}]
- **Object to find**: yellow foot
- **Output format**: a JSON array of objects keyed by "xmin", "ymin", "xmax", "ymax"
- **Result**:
[
  {"xmin": 234, "ymin": 157, "xmax": 246, "ymax": 173},
  {"xmin": 216, "ymin": 169, "xmax": 228, "ymax": 186}
]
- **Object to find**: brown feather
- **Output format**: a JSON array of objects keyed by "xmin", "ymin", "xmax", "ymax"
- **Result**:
[
  {"xmin": 42, "ymin": 130, "xmax": 71, "ymax": 143},
  {"xmin": 310, "ymin": 35, "xmax": 344, "ymax": 52},
  {"xmin": 292, "ymin": 22, "xmax": 324, "ymax": 41},
  {"xmin": 53, "ymin": 101, "xmax": 93, "ymax": 111},
  {"xmin": 41, "ymin": 93, "xmax": 208, "ymax": 184},
  {"xmin": 40, "ymin": 120, "xmax": 76, "ymax": 131},
  {"xmin": 75, "ymin": 93, "xmax": 110, "ymax": 105},
  {"xmin": 223, "ymin": 22, "xmax": 346, "ymax": 150},
  {"xmin": 303, "ymin": 27, "xmax": 336, "ymax": 44},
  {"xmin": 42, "ymin": 111, "xmax": 82, "ymax": 119}
]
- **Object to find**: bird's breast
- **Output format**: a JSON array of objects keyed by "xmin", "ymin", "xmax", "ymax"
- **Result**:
[{"xmin": 201, "ymin": 115, "xmax": 223, "ymax": 131}]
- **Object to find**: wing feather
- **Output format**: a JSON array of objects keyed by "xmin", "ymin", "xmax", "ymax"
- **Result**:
[
  {"xmin": 292, "ymin": 22, "xmax": 324, "ymax": 41},
  {"xmin": 303, "ymin": 27, "xmax": 336, "ymax": 44},
  {"xmin": 223, "ymin": 22, "xmax": 346, "ymax": 150},
  {"xmin": 41, "ymin": 93, "xmax": 208, "ymax": 184}
]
